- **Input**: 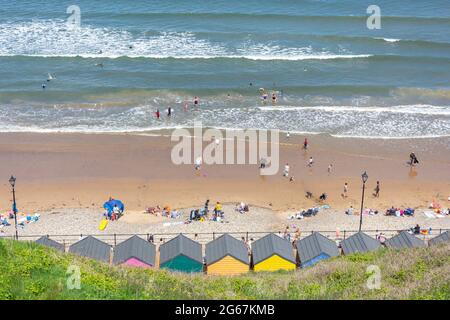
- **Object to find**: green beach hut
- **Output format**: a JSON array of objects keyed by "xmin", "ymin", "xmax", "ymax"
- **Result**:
[{"xmin": 159, "ymin": 234, "xmax": 203, "ymax": 273}]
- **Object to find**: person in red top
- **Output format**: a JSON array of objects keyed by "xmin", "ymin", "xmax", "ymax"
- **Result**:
[
  {"xmin": 303, "ymin": 138, "xmax": 308, "ymax": 150},
  {"xmin": 155, "ymin": 109, "xmax": 160, "ymax": 119}
]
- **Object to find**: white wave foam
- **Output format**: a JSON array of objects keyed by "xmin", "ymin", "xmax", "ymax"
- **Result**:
[
  {"xmin": 375, "ymin": 37, "xmax": 401, "ymax": 43},
  {"xmin": 0, "ymin": 20, "xmax": 371, "ymax": 61},
  {"xmin": 258, "ymin": 104, "xmax": 450, "ymax": 115}
]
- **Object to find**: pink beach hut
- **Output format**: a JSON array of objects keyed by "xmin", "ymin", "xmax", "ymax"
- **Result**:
[{"xmin": 113, "ymin": 235, "xmax": 156, "ymax": 268}]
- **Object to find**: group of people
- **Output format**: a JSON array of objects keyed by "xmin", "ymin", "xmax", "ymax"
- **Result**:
[
  {"xmin": 189, "ymin": 200, "xmax": 224, "ymax": 222},
  {"xmin": 385, "ymin": 207, "xmax": 415, "ymax": 217},
  {"xmin": 104, "ymin": 204, "xmax": 123, "ymax": 221},
  {"xmin": 259, "ymin": 88, "xmax": 279, "ymax": 105},
  {"xmin": 154, "ymin": 97, "xmax": 200, "ymax": 120}
]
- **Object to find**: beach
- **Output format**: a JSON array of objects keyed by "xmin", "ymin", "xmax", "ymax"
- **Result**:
[{"xmin": 0, "ymin": 131, "xmax": 449, "ymax": 238}]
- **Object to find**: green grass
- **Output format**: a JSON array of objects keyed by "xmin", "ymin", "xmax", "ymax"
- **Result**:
[{"xmin": 0, "ymin": 239, "xmax": 449, "ymax": 300}]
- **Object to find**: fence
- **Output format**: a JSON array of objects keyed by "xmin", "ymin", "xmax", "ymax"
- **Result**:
[{"xmin": 4, "ymin": 227, "xmax": 448, "ymax": 251}]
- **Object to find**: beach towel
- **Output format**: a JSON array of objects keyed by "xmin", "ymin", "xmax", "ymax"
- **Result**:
[{"xmin": 99, "ymin": 219, "xmax": 108, "ymax": 231}]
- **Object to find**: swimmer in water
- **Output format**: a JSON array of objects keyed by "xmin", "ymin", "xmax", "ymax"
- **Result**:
[
  {"xmin": 271, "ymin": 92, "xmax": 277, "ymax": 105},
  {"xmin": 194, "ymin": 96, "xmax": 199, "ymax": 106},
  {"xmin": 183, "ymin": 103, "xmax": 188, "ymax": 112},
  {"xmin": 155, "ymin": 109, "xmax": 160, "ymax": 120},
  {"xmin": 167, "ymin": 107, "xmax": 172, "ymax": 117},
  {"xmin": 41, "ymin": 83, "xmax": 46, "ymax": 90},
  {"xmin": 261, "ymin": 93, "xmax": 268, "ymax": 105}
]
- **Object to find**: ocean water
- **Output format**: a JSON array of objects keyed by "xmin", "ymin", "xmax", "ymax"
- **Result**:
[{"xmin": 0, "ymin": 0, "xmax": 449, "ymax": 138}]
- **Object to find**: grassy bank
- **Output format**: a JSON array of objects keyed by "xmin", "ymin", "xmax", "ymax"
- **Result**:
[{"xmin": 0, "ymin": 239, "xmax": 449, "ymax": 300}]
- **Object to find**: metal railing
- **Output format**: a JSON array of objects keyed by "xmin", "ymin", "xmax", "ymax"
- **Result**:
[{"xmin": 3, "ymin": 228, "xmax": 448, "ymax": 251}]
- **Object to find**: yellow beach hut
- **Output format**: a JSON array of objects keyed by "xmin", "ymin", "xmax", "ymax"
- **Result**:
[
  {"xmin": 251, "ymin": 233, "xmax": 296, "ymax": 272},
  {"xmin": 206, "ymin": 234, "xmax": 249, "ymax": 275}
]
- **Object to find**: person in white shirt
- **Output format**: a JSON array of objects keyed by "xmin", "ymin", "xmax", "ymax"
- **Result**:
[{"xmin": 283, "ymin": 163, "xmax": 290, "ymax": 177}]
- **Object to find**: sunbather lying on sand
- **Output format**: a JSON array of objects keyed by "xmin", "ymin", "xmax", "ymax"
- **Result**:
[{"xmin": 146, "ymin": 205, "xmax": 161, "ymax": 215}]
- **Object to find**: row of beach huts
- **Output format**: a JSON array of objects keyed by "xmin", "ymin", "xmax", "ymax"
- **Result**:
[{"xmin": 34, "ymin": 230, "xmax": 449, "ymax": 275}]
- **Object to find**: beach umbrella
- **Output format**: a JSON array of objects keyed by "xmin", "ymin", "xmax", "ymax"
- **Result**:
[{"xmin": 103, "ymin": 199, "xmax": 125, "ymax": 213}]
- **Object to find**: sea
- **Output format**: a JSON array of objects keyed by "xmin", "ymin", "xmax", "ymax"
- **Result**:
[{"xmin": 0, "ymin": 0, "xmax": 449, "ymax": 138}]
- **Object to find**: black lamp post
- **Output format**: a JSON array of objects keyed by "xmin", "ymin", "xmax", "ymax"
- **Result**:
[
  {"xmin": 9, "ymin": 175, "xmax": 18, "ymax": 240},
  {"xmin": 359, "ymin": 171, "xmax": 368, "ymax": 232}
]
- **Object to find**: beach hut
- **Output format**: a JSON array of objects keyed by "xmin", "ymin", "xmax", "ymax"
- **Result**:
[
  {"xmin": 252, "ymin": 233, "xmax": 296, "ymax": 272},
  {"xmin": 428, "ymin": 231, "xmax": 449, "ymax": 246},
  {"xmin": 69, "ymin": 236, "xmax": 111, "ymax": 263},
  {"xmin": 385, "ymin": 231, "xmax": 426, "ymax": 249},
  {"xmin": 113, "ymin": 235, "xmax": 156, "ymax": 268},
  {"xmin": 206, "ymin": 234, "xmax": 249, "ymax": 275},
  {"xmin": 341, "ymin": 232, "xmax": 381, "ymax": 255},
  {"xmin": 35, "ymin": 236, "xmax": 65, "ymax": 252},
  {"xmin": 159, "ymin": 234, "xmax": 203, "ymax": 273},
  {"xmin": 296, "ymin": 232, "xmax": 339, "ymax": 268}
]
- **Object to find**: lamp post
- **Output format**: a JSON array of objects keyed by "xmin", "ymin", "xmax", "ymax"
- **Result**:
[
  {"xmin": 359, "ymin": 171, "xmax": 368, "ymax": 232},
  {"xmin": 9, "ymin": 175, "xmax": 18, "ymax": 240}
]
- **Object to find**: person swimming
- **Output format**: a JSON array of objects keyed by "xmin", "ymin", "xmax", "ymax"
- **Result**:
[
  {"xmin": 155, "ymin": 109, "xmax": 160, "ymax": 119},
  {"xmin": 167, "ymin": 107, "xmax": 172, "ymax": 117},
  {"xmin": 194, "ymin": 96, "xmax": 199, "ymax": 106},
  {"xmin": 271, "ymin": 92, "xmax": 277, "ymax": 105}
]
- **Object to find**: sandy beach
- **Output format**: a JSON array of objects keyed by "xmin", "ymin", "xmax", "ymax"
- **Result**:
[{"xmin": 0, "ymin": 131, "xmax": 449, "ymax": 239}]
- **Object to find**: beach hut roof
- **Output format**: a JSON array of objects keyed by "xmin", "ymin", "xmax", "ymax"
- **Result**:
[
  {"xmin": 206, "ymin": 234, "xmax": 248, "ymax": 265},
  {"xmin": 69, "ymin": 236, "xmax": 111, "ymax": 262},
  {"xmin": 428, "ymin": 231, "xmax": 450, "ymax": 246},
  {"xmin": 341, "ymin": 232, "xmax": 381, "ymax": 255},
  {"xmin": 113, "ymin": 235, "xmax": 156, "ymax": 265},
  {"xmin": 252, "ymin": 233, "xmax": 295, "ymax": 265},
  {"xmin": 35, "ymin": 236, "xmax": 64, "ymax": 252},
  {"xmin": 386, "ymin": 231, "xmax": 426, "ymax": 249},
  {"xmin": 297, "ymin": 232, "xmax": 339, "ymax": 263},
  {"xmin": 159, "ymin": 234, "xmax": 202, "ymax": 265}
]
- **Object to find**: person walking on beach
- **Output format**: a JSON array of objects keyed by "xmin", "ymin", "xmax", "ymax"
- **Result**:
[
  {"xmin": 307, "ymin": 156, "xmax": 314, "ymax": 167},
  {"xmin": 259, "ymin": 157, "xmax": 267, "ymax": 169},
  {"xmin": 327, "ymin": 164, "xmax": 333, "ymax": 174},
  {"xmin": 195, "ymin": 156, "xmax": 202, "ymax": 171},
  {"xmin": 303, "ymin": 138, "xmax": 308, "ymax": 150},
  {"xmin": 373, "ymin": 181, "xmax": 380, "ymax": 197},
  {"xmin": 342, "ymin": 182, "xmax": 348, "ymax": 198},
  {"xmin": 283, "ymin": 163, "xmax": 290, "ymax": 177},
  {"xmin": 409, "ymin": 152, "xmax": 419, "ymax": 166}
]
